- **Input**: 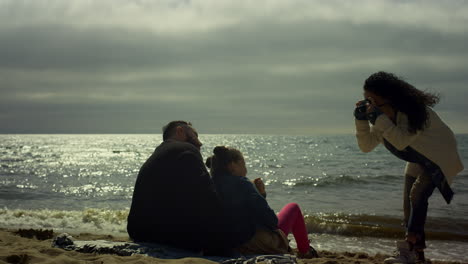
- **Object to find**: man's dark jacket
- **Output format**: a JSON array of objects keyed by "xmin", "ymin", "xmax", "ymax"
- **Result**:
[{"xmin": 127, "ymin": 140, "xmax": 234, "ymax": 250}]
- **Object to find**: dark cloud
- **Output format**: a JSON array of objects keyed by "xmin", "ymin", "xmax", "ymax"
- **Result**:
[{"xmin": 1, "ymin": 0, "xmax": 467, "ymax": 134}]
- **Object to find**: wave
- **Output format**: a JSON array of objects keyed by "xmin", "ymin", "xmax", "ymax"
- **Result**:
[
  {"xmin": 287, "ymin": 174, "xmax": 402, "ymax": 188},
  {"xmin": 304, "ymin": 213, "xmax": 468, "ymax": 242},
  {"xmin": 0, "ymin": 208, "xmax": 129, "ymax": 236},
  {"xmin": 0, "ymin": 158, "xmax": 25, "ymax": 163},
  {"xmin": 1, "ymin": 208, "xmax": 467, "ymax": 242}
]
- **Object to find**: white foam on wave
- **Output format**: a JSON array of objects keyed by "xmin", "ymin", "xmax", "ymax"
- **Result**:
[
  {"xmin": 0, "ymin": 208, "xmax": 129, "ymax": 236},
  {"xmin": 1, "ymin": 208, "xmax": 466, "ymax": 262}
]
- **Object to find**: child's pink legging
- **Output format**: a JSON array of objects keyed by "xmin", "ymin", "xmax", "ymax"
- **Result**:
[{"xmin": 277, "ymin": 203, "xmax": 310, "ymax": 254}]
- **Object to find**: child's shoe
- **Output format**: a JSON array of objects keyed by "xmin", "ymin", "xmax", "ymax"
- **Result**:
[{"xmin": 297, "ymin": 246, "xmax": 319, "ymax": 259}]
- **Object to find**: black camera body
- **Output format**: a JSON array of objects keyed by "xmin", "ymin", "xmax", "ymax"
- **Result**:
[
  {"xmin": 355, "ymin": 99, "xmax": 370, "ymax": 117},
  {"xmin": 354, "ymin": 99, "xmax": 384, "ymax": 124}
]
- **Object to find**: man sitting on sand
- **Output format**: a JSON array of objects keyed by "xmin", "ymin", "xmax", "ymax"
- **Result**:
[{"xmin": 127, "ymin": 120, "xmax": 235, "ymax": 253}]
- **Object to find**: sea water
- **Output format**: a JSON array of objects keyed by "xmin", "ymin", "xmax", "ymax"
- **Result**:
[{"xmin": 1, "ymin": 134, "xmax": 467, "ymax": 262}]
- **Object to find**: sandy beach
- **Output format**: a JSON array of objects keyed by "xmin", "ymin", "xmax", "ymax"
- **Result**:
[{"xmin": 0, "ymin": 228, "xmax": 464, "ymax": 264}]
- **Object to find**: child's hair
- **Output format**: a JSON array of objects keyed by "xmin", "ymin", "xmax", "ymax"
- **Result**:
[{"xmin": 206, "ymin": 146, "xmax": 243, "ymax": 177}]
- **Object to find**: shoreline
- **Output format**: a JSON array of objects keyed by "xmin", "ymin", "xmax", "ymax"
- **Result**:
[{"xmin": 0, "ymin": 228, "xmax": 464, "ymax": 264}]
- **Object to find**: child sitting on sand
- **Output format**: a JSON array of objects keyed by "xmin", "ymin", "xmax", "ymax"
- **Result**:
[{"xmin": 205, "ymin": 146, "xmax": 318, "ymax": 258}]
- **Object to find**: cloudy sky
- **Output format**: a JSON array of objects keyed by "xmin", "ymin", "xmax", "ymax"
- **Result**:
[{"xmin": 1, "ymin": 0, "xmax": 467, "ymax": 134}]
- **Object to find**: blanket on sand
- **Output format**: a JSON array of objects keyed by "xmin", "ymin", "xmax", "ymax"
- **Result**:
[{"xmin": 52, "ymin": 233, "xmax": 297, "ymax": 264}]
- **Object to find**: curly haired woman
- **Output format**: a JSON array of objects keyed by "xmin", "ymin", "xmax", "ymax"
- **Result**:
[{"xmin": 354, "ymin": 71, "xmax": 464, "ymax": 264}]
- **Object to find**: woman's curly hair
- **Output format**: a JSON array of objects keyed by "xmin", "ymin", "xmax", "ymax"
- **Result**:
[{"xmin": 364, "ymin": 71, "xmax": 440, "ymax": 133}]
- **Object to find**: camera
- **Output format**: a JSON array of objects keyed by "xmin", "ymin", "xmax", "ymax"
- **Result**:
[
  {"xmin": 354, "ymin": 99, "xmax": 370, "ymax": 120},
  {"xmin": 356, "ymin": 99, "xmax": 370, "ymax": 114}
]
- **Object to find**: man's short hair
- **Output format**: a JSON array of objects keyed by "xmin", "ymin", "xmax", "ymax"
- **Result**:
[{"xmin": 162, "ymin": 120, "xmax": 192, "ymax": 141}]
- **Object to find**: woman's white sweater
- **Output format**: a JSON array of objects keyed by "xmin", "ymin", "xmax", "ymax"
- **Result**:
[{"xmin": 355, "ymin": 108, "xmax": 464, "ymax": 185}]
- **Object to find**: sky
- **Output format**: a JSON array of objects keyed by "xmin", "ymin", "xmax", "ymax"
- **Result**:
[{"xmin": 1, "ymin": 0, "xmax": 467, "ymax": 134}]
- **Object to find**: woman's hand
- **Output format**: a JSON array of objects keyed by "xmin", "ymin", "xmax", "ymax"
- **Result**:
[
  {"xmin": 363, "ymin": 97, "xmax": 382, "ymax": 124},
  {"xmin": 253, "ymin": 178, "xmax": 267, "ymax": 197},
  {"xmin": 354, "ymin": 100, "xmax": 370, "ymax": 120}
]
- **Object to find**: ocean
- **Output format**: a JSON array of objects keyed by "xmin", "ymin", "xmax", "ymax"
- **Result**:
[{"xmin": 1, "ymin": 134, "xmax": 467, "ymax": 262}]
